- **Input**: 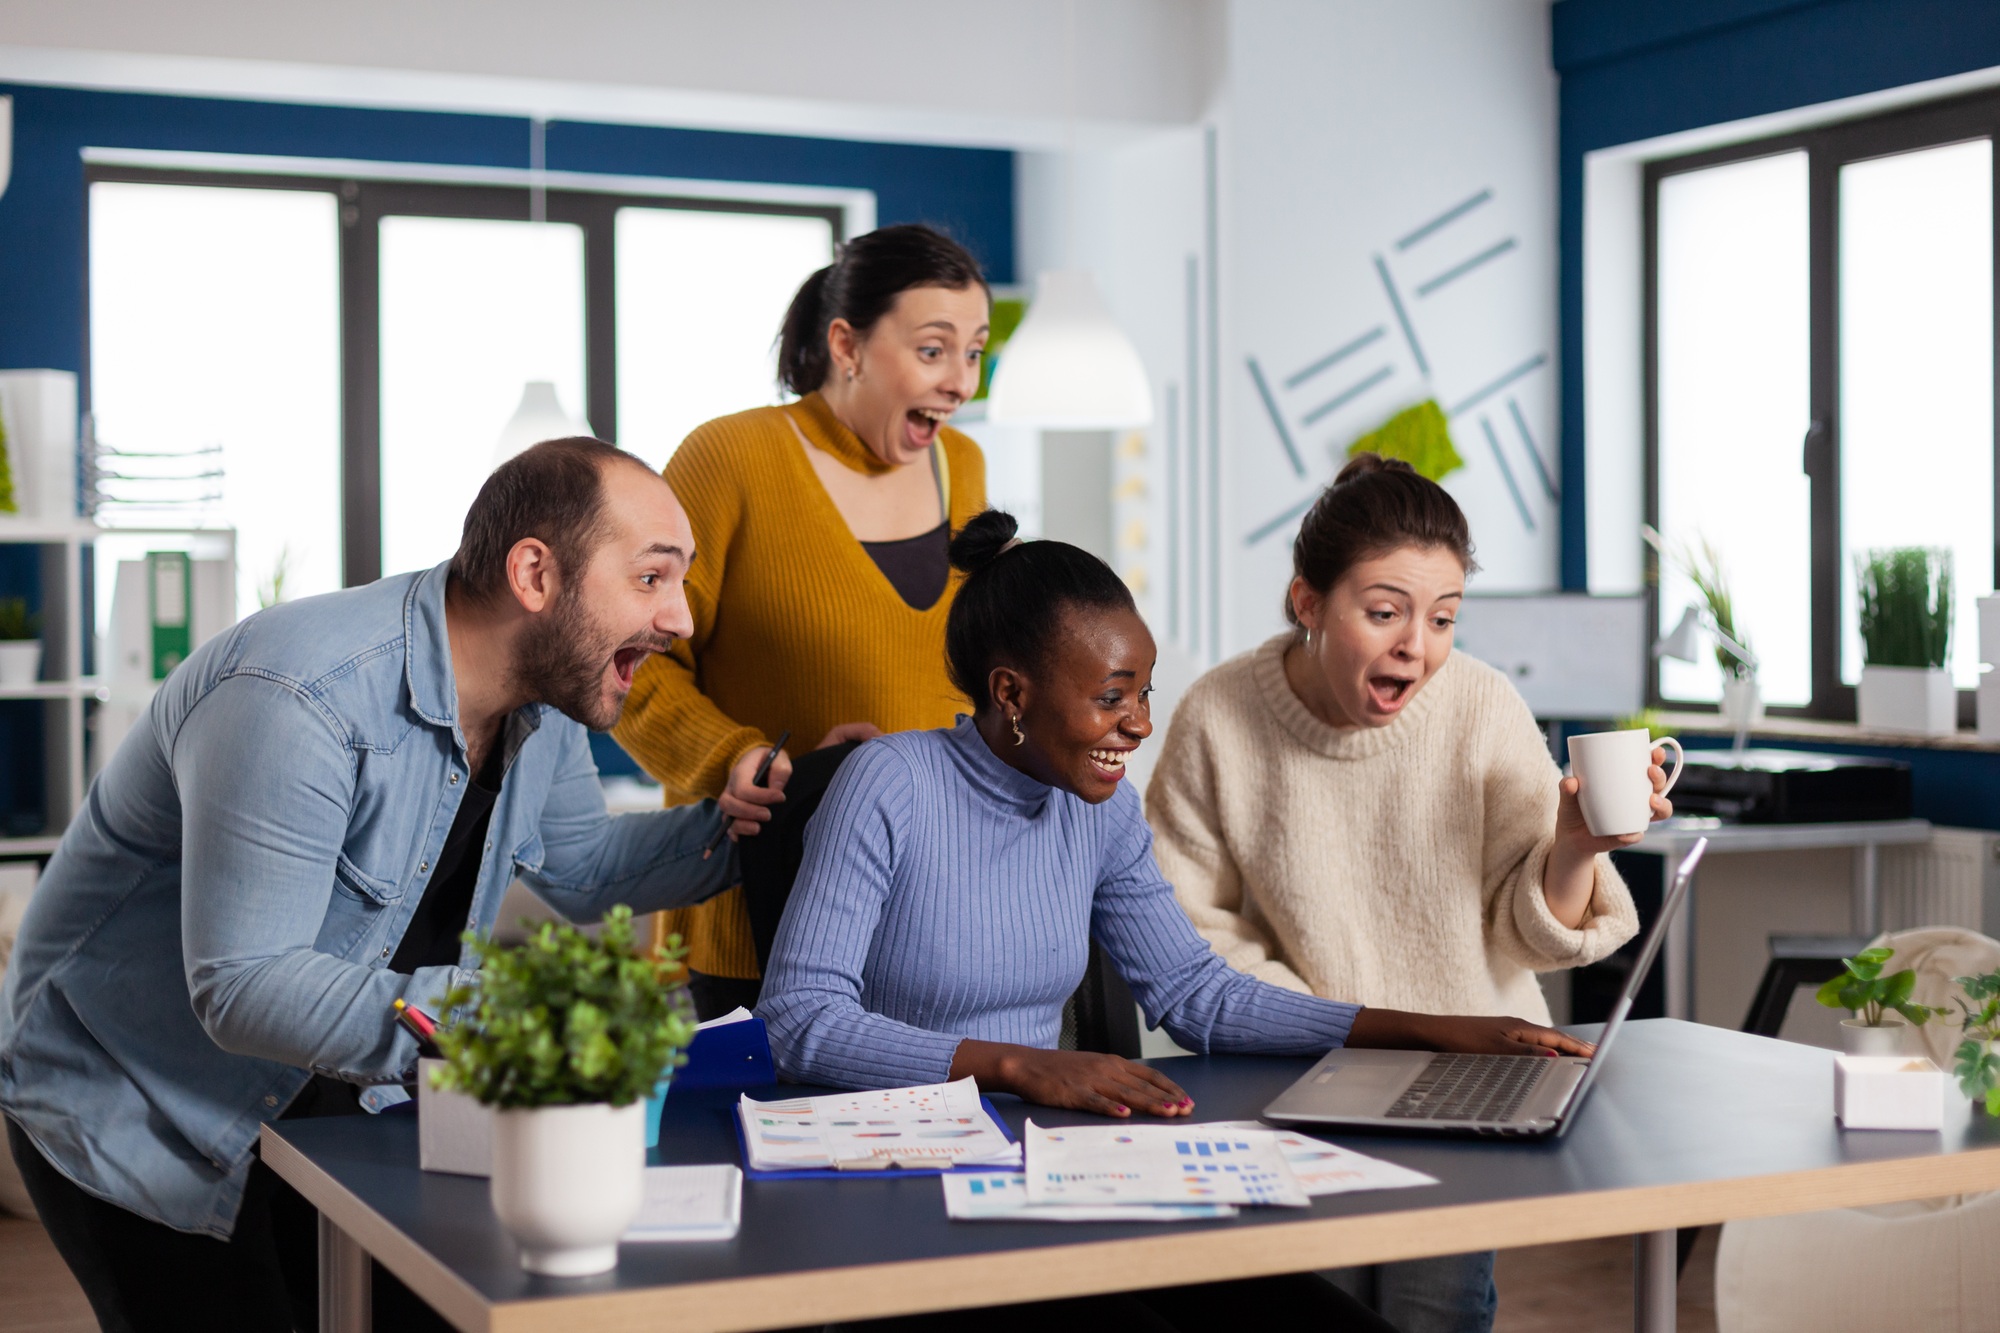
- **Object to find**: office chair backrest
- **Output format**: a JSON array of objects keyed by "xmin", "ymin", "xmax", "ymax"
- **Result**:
[{"xmin": 735, "ymin": 737, "xmax": 1144, "ymax": 1057}]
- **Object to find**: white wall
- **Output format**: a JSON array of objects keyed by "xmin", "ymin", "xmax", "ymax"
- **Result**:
[
  {"xmin": 1218, "ymin": 0, "xmax": 1561, "ymax": 654},
  {"xmin": 0, "ymin": 0, "xmax": 1220, "ymax": 149}
]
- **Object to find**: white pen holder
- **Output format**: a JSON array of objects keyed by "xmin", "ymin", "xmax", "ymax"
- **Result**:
[{"xmin": 1834, "ymin": 1054, "xmax": 1945, "ymax": 1131}]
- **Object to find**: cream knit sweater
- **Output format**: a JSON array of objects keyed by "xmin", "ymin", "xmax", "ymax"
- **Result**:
[{"xmin": 1146, "ymin": 635, "xmax": 1639, "ymax": 1023}]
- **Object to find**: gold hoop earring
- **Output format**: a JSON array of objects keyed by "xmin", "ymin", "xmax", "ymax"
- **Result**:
[{"xmin": 1010, "ymin": 714, "xmax": 1026, "ymax": 746}]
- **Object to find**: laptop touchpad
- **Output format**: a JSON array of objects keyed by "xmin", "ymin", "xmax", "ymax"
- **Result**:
[{"xmin": 1302, "ymin": 1053, "xmax": 1419, "ymax": 1114}]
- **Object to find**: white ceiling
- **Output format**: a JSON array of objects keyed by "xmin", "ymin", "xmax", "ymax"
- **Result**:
[{"xmin": 0, "ymin": 0, "xmax": 1225, "ymax": 148}]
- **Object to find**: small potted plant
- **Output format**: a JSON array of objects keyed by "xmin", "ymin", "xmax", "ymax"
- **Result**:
[
  {"xmin": 1857, "ymin": 546, "xmax": 1955, "ymax": 735},
  {"xmin": 0, "ymin": 597, "xmax": 42, "ymax": 688},
  {"xmin": 432, "ymin": 906, "xmax": 696, "ymax": 1276},
  {"xmin": 1643, "ymin": 527, "xmax": 1762, "ymax": 728},
  {"xmin": 1952, "ymin": 966, "xmax": 2000, "ymax": 1117},
  {"xmin": 1816, "ymin": 946, "xmax": 1938, "ymax": 1055}
]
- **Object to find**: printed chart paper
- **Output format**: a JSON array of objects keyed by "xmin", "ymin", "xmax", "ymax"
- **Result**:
[
  {"xmin": 1022, "ymin": 1121, "xmax": 1309, "ymax": 1208},
  {"xmin": 738, "ymin": 1078, "xmax": 1020, "ymax": 1171},
  {"xmin": 624, "ymin": 1164, "xmax": 742, "ymax": 1241},
  {"xmin": 1204, "ymin": 1121, "xmax": 1439, "ymax": 1197},
  {"xmin": 943, "ymin": 1171, "xmax": 1239, "ymax": 1222}
]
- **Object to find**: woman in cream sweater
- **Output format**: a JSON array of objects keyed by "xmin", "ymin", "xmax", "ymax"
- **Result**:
[{"xmin": 1145, "ymin": 453, "xmax": 1670, "ymax": 1333}]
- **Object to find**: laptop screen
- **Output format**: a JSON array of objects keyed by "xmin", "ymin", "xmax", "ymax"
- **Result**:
[{"xmin": 1555, "ymin": 837, "xmax": 1707, "ymax": 1129}]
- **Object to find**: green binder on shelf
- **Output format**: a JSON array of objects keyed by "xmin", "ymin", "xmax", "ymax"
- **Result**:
[{"xmin": 147, "ymin": 551, "xmax": 192, "ymax": 680}]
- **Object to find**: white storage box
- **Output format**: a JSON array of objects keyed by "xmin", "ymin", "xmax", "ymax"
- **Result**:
[
  {"xmin": 417, "ymin": 1057, "xmax": 494, "ymax": 1176},
  {"xmin": 1834, "ymin": 1054, "xmax": 1945, "ymax": 1131}
]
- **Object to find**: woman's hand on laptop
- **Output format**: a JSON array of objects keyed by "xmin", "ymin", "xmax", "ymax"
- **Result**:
[
  {"xmin": 950, "ymin": 1039, "xmax": 1196, "ymax": 1118},
  {"xmin": 1346, "ymin": 1009, "xmax": 1596, "ymax": 1059}
]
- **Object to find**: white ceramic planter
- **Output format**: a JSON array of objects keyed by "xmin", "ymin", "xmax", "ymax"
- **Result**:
[
  {"xmin": 0, "ymin": 641, "xmax": 41, "ymax": 688},
  {"xmin": 1857, "ymin": 665, "xmax": 1955, "ymax": 735},
  {"xmin": 1840, "ymin": 1017, "xmax": 1908, "ymax": 1057},
  {"xmin": 1719, "ymin": 677, "xmax": 1765, "ymax": 730},
  {"xmin": 490, "ymin": 1100, "xmax": 645, "ymax": 1276}
]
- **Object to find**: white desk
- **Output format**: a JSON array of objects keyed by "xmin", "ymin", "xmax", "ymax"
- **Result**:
[{"xmin": 1631, "ymin": 818, "xmax": 1932, "ymax": 1020}]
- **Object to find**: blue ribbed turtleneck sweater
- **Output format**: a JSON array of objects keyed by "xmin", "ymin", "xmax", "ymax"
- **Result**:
[{"xmin": 757, "ymin": 717, "xmax": 1362, "ymax": 1088}]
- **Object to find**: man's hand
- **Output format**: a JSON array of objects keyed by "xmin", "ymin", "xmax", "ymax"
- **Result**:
[
  {"xmin": 1347, "ymin": 1009, "xmax": 1596, "ymax": 1058},
  {"xmin": 717, "ymin": 743, "xmax": 790, "ymax": 841},
  {"xmin": 950, "ymin": 1039, "xmax": 1195, "ymax": 1118},
  {"xmin": 817, "ymin": 722, "xmax": 882, "ymax": 749}
]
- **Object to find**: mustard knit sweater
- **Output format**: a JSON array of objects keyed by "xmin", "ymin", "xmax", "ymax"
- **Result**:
[
  {"xmin": 1146, "ymin": 636, "xmax": 1639, "ymax": 1023},
  {"xmin": 612, "ymin": 392, "xmax": 987, "ymax": 978}
]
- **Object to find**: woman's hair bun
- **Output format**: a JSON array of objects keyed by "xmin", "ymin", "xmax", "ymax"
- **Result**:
[
  {"xmin": 1333, "ymin": 451, "xmax": 1416, "ymax": 486},
  {"xmin": 948, "ymin": 509, "xmax": 1020, "ymax": 575}
]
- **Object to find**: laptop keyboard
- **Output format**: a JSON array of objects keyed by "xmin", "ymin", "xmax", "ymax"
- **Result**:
[{"xmin": 1383, "ymin": 1054, "xmax": 1550, "ymax": 1122}]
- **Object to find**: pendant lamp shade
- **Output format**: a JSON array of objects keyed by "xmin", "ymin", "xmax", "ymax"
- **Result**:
[
  {"xmin": 987, "ymin": 270, "xmax": 1153, "ymax": 429},
  {"xmin": 495, "ymin": 381, "xmax": 591, "ymax": 465}
]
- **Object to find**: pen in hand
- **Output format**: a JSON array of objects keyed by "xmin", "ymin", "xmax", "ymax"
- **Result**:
[
  {"xmin": 392, "ymin": 998, "xmax": 442, "ymax": 1060},
  {"xmin": 703, "ymin": 728, "xmax": 790, "ymax": 860}
]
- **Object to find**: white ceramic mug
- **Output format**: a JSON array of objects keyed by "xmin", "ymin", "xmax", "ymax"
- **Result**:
[{"xmin": 1566, "ymin": 729, "xmax": 1682, "ymax": 838}]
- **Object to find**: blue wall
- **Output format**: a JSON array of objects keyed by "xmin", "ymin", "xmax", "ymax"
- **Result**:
[
  {"xmin": 0, "ymin": 82, "xmax": 1016, "ymax": 378},
  {"xmin": 1552, "ymin": 0, "xmax": 2000, "ymax": 592}
]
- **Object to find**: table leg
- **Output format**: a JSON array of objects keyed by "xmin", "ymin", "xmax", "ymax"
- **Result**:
[
  {"xmin": 1852, "ymin": 843, "xmax": 1880, "ymax": 937},
  {"xmin": 319, "ymin": 1211, "xmax": 371, "ymax": 1333},
  {"xmin": 1633, "ymin": 1229, "xmax": 1676, "ymax": 1332},
  {"xmin": 1663, "ymin": 863, "xmax": 1694, "ymax": 1022}
]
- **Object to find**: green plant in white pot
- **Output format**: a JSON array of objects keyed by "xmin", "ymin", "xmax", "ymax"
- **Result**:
[
  {"xmin": 1857, "ymin": 546, "xmax": 1955, "ymax": 735},
  {"xmin": 432, "ymin": 906, "xmax": 696, "ymax": 1276},
  {"xmin": 1814, "ymin": 946, "xmax": 1938, "ymax": 1055},
  {"xmin": 0, "ymin": 597, "xmax": 43, "ymax": 688}
]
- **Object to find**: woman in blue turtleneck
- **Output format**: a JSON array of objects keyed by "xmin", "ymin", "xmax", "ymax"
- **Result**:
[
  {"xmin": 759, "ymin": 513, "xmax": 1585, "ymax": 1331},
  {"xmin": 759, "ymin": 511, "xmax": 1588, "ymax": 1124}
]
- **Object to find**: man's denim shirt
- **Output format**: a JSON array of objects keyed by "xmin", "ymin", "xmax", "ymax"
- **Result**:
[{"xmin": 0, "ymin": 563, "xmax": 735, "ymax": 1236}]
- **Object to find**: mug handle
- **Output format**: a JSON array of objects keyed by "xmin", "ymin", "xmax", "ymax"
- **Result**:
[{"xmin": 1653, "ymin": 736, "xmax": 1684, "ymax": 798}]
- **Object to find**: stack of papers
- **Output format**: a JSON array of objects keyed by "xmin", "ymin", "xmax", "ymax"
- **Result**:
[
  {"xmin": 1025, "ymin": 1121, "xmax": 1311, "ymax": 1208},
  {"xmin": 623, "ymin": 1164, "xmax": 742, "ymax": 1242},
  {"xmin": 943, "ymin": 1120, "xmax": 1437, "ymax": 1224},
  {"xmin": 738, "ymin": 1078, "xmax": 1021, "ymax": 1172}
]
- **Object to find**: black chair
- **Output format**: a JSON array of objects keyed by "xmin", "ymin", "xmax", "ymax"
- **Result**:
[
  {"xmin": 736, "ymin": 739, "xmax": 1144, "ymax": 1058},
  {"xmin": 1741, "ymin": 934, "xmax": 1874, "ymax": 1038}
]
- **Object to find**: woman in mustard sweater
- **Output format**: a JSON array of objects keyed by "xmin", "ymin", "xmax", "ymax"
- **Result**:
[{"xmin": 613, "ymin": 224, "xmax": 990, "ymax": 1016}]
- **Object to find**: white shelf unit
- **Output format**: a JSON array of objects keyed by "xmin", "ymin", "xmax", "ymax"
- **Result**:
[
  {"xmin": 0, "ymin": 517, "xmax": 93, "ymax": 857},
  {"xmin": 0, "ymin": 520, "xmax": 237, "ymax": 859}
]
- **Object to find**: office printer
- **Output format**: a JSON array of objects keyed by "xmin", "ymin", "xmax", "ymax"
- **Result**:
[{"xmin": 1671, "ymin": 748, "xmax": 1912, "ymax": 823}]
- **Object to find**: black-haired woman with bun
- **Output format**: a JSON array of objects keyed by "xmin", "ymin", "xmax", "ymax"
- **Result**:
[
  {"xmin": 1145, "ymin": 453, "xmax": 1669, "ymax": 1332},
  {"xmin": 613, "ymin": 224, "xmax": 991, "ymax": 1017},
  {"xmin": 756, "ymin": 509, "xmax": 1593, "ymax": 1332}
]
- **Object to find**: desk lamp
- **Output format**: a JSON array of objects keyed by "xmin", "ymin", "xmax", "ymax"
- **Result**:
[{"xmin": 1654, "ymin": 603, "xmax": 1761, "ymax": 757}]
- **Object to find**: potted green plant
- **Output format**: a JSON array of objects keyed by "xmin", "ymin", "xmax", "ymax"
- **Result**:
[
  {"xmin": 1857, "ymin": 546, "xmax": 1955, "ymax": 735},
  {"xmin": 1643, "ymin": 527, "xmax": 1762, "ymax": 729},
  {"xmin": 432, "ymin": 906, "xmax": 696, "ymax": 1275},
  {"xmin": 1815, "ymin": 946, "xmax": 1938, "ymax": 1055},
  {"xmin": 1951, "ymin": 966, "xmax": 2000, "ymax": 1117},
  {"xmin": 0, "ymin": 597, "xmax": 42, "ymax": 688}
]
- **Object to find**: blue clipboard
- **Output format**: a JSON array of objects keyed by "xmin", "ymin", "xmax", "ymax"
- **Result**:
[{"xmin": 733, "ymin": 1095, "xmax": 1020, "ymax": 1181}]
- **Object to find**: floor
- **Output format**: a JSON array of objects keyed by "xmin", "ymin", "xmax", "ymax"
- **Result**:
[
  {"xmin": 1496, "ymin": 1228, "xmax": 1720, "ymax": 1333},
  {"xmin": 0, "ymin": 1211, "xmax": 1720, "ymax": 1333},
  {"xmin": 0, "ymin": 1216, "xmax": 94, "ymax": 1333}
]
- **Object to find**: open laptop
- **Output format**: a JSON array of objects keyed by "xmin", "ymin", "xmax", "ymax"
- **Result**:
[{"xmin": 1263, "ymin": 838, "xmax": 1706, "ymax": 1139}]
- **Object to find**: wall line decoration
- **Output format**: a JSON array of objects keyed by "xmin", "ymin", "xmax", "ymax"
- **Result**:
[
  {"xmin": 1284, "ymin": 325, "xmax": 1386, "ymax": 389},
  {"xmin": 1244, "ymin": 184, "xmax": 1553, "ymax": 551},
  {"xmin": 1480, "ymin": 416, "xmax": 1535, "ymax": 531},
  {"xmin": 1395, "ymin": 188, "xmax": 1492, "ymax": 251}
]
